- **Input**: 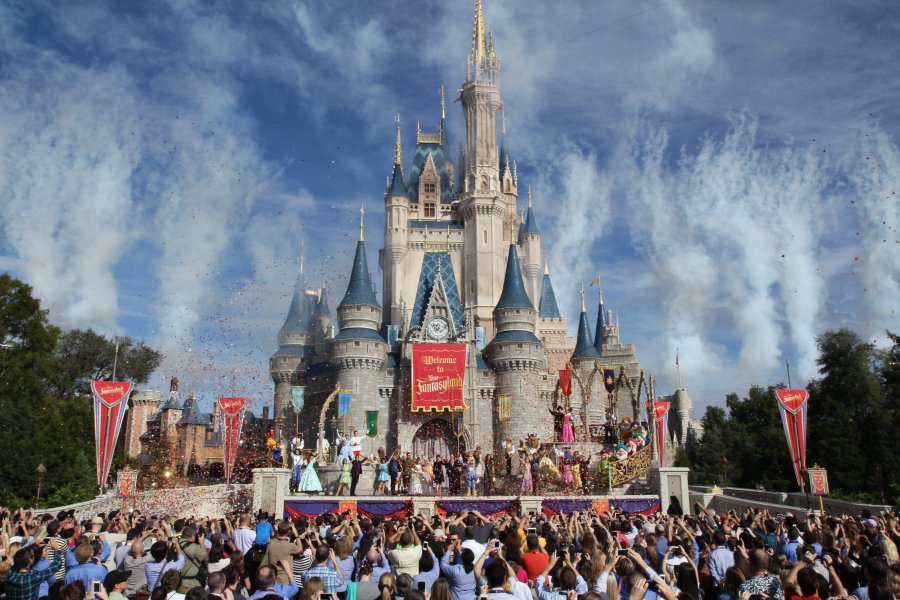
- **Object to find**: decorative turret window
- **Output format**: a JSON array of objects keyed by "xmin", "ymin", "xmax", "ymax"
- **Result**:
[{"xmin": 419, "ymin": 156, "xmax": 440, "ymax": 219}]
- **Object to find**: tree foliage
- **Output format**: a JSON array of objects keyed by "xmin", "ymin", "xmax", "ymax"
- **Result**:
[
  {"xmin": 688, "ymin": 328, "xmax": 900, "ymax": 505},
  {"xmin": 0, "ymin": 275, "xmax": 163, "ymax": 506}
]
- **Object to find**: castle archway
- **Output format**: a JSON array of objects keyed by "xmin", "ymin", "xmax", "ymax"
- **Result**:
[{"xmin": 411, "ymin": 418, "xmax": 462, "ymax": 459}]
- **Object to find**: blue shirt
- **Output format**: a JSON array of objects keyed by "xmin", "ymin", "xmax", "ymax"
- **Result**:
[
  {"xmin": 66, "ymin": 541, "xmax": 111, "ymax": 569},
  {"xmin": 247, "ymin": 582, "xmax": 298, "ymax": 600},
  {"xmin": 64, "ymin": 562, "xmax": 108, "ymax": 592},
  {"xmin": 255, "ymin": 523, "xmax": 274, "ymax": 546},
  {"xmin": 440, "ymin": 552, "xmax": 477, "ymax": 600},
  {"xmin": 412, "ymin": 553, "xmax": 441, "ymax": 591},
  {"xmin": 709, "ymin": 547, "xmax": 735, "ymax": 585},
  {"xmin": 145, "ymin": 556, "xmax": 185, "ymax": 590},
  {"xmin": 31, "ymin": 558, "xmax": 57, "ymax": 598}
]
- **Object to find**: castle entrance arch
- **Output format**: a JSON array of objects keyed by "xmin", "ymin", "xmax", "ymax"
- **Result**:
[{"xmin": 411, "ymin": 418, "xmax": 462, "ymax": 459}]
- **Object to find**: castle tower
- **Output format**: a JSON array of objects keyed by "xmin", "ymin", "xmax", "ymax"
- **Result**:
[
  {"xmin": 269, "ymin": 245, "xmax": 314, "ymax": 432},
  {"xmin": 177, "ymin": 395, "xmax": 208, "ymax": 476},
  {"xmin": 459, "ymin": 0, "xmax": 513, "ymax": 339},
  {"xmin": 333, "ymin": 208, "xmax": 388, "ymax": 439},
  {"xmin": 125, "ymin": 389, "xmax": 163, "ymax": 457},
  {"xmin": 488, "ymin": 244, "xmax": 549, "ymax": 450},
  {"xmin": 593, "ymin": 282, "xmax": 606, "ymax": 354},
  {"xmin": 160, "ymin": 377, "xmax": 183, "ymax": 452},
  {"xmin": 519, "ymin": 189, "xmax": 542, "ymax": 307},
  {"xmin": 382, "ymin": 119, "xmax": 410, "ymax": 328},
  {"xmin": 537, "ymin": 258, "xmax": 574, "ymax": 373},
  {"xmin": 570, "ymin": 285, "xmax": 600, "ymax": 433}
]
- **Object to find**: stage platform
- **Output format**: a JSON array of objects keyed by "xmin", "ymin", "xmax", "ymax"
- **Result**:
[{"xmin": 281, "ymin": 494, "xmax": 661, "ymax": 520}]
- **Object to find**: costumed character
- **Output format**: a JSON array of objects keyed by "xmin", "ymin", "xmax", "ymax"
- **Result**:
[
  {"xmin": 614, "ymin": 444, "xmax": 629, "ymax": 461},
  {"xmin": 464, "ymin": 457, "xmax": 479, "ymax": 496},
  {"xmin": 337, "ymin": 434, "xmax": 354, "ymax": 464},
  {"xmin": 549, "ymin": 404, "xmax": 565, "ymax": 441},
  {"xmin": 561, "ymin": 407, "xmax": 575, "ymax": 443},
  {"xmin": 409, "ymin": 462, "xmax": 424, "ymax": 496},
  {"xmin": 519, "ymin": 451, "xmax": 534, "ymax": 494},
  {"xmin": 539, "ymin": 451, "xmax": 561, "ymax": 482},
  {"xmin": 291, "ymin": 454, "xmax": 307, "ymax": 493},
  {"xmin": 297, "ymin": 452, "xmax": 323, "ymax": 493},
  {"xmin": 597, "ymin": 448, "xmax": 612, "ymax": 487},
  {"xmin": 350, "ymin": 428, "xmax": 363, "ymax": 457},
  {"xmin": 317, "ymin": 429, "xmax": 330, "ymax": 463},
  {"xmin": 571, "ymin": 453, "xmax": 583, "ymax": 490},
  {"xmin": 432, "ymin": 455, "xmax": 446, "ymax": 494},
  {"xmin": 562, "ymin": 458, "xmax": 574, "ymax": 487}
]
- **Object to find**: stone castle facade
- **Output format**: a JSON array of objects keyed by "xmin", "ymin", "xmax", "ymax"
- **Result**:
[{"xmin": 269, "ymin": 1, "xmax": 646, "ymax": 459}]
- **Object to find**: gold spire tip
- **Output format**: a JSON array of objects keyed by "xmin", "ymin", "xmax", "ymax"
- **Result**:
[
  {"xmin": 359, "ymin": 205, "xmax": 365, "ymax": 242},
  {"xmin": 580, "ymin": 282, "xmax": 586, "ymax": 312},
  {"xmin": 394, "ymin": 114, "xmax": 402, "ymax": 166}
]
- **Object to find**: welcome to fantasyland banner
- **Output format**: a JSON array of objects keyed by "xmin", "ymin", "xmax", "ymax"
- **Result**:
[{"xmin": 411, "ymin": 343, "xmax": 467, "ymax": 411}]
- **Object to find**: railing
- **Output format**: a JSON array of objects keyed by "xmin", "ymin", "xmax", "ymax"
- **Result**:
[{"xmin": 610, "ymin": 444, "xmax": 653, "ymax": 487}]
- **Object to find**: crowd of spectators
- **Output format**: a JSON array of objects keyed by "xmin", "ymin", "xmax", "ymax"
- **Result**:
[{"xmin": 0, "ymin": 502, "xmax": 897, "ymax": 600}]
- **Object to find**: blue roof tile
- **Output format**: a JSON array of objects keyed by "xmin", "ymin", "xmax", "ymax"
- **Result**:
[
  {"xmin": 572, "ymin": 310, "xmax": 599, "ymax": 359},
  {"xmin": 315, "ymin": 288, "xmax": 331, "ymax": 316},
  {"xmin": 178, "ymin": 397, "xmax": 208, "ymax": 426},
  {"xmin": 409, "ymin": 251, "xmax": 464, "ymax": 331},
  {"xmin": 407, "ymin": 142, "xmax": 455, "ymax": 204},
  {"xmin": 593, "ymin": 299, "xmax": 605, "ymax": 353},
  {"xmin": 333, "ymin": 327, "xmax": 387, "ymax": 343},
  {"xmin": 339, "ymin": 241, "xmax": 380, "ymax": 309},
  {"xmin": 490, "ymin": 329, "xmax": 543, "ymax": 345},
  {"xmin": 476, "ymin": 354, "xmax": 490, "ymax": 370},
  {"xmin": 521, "ymin": 206, "xmax": 539, "ymax": 236},
  {"xmin": 388, "ymin": 162, "xmax": 407, "ymax": 197},
  {"xmin": 539, "ymin": 273, "xmax": 561, "ymax": 319},
  {"xmin": 495, "ymin": 245, "xmax": 534, "ymax": 310},
  {"xmin": 280, "ymin": 282, "xmax": 314, "ymax": 337}
]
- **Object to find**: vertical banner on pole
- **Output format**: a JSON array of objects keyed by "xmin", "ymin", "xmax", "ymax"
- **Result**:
[
  {"xmin": 558, "ymin": 369, "xmax": 572, "ymax": 398},
  {"xmin": 647, "ymin": 401, "xmax": 670, "ymax": 466},
  {"xmin": 290, "ymin": 386, "xmax": 305, "ymax": 413},
  {"xmin": 117, "ymin": 469, "xmax": 138, "ymax": 498},
  {"xmin": 366, "ymin": 410, "xmax": 378, "ymax": 437},
  {"xmin": 338, "ymin": 392, "xmax": 352, "ymax": 417},
  {"xmin": 218, "ymin": 397, "xmax": 247, "ymax": 483},
  {"xmin": 808, "ymin": 466, "xmax": 829, "ymax": 495},
  {"xmin": 497, "ymin": 395, "xmax": 511, "ymax": 421},
  {"xmin": 91, "ymin": 381, "xmax": 134, "ymax": 488},
  {"xmin": 775, "ymin": 389, "xmax": 808, "ymax": 488},
  {"xmin": 603, "ymin": 369, "xmax": 617, "ymax": 394}
]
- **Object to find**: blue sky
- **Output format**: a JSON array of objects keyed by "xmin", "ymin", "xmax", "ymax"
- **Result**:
[{"xmin": 0, "ymin": 0, "xmax": 897, "ymax": 417}]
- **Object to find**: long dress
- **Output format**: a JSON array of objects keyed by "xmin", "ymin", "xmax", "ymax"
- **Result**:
[
  {"xmin": 298, "ymin": 458, "xmax": 323, "ymax": 492},
  {"xmin": 572, "ymin": 463, "xmax": 583, "ymax": 489},
  {"xmin": 520, "ymin": 458, "xmax": 533, "ymax": 494},
  {"xmin": 409, "ymin": 465, "xmax": 424, "ymax": 495},
  {"xmin": 339, "ymin": 462, "xmax": 351, "ymax": 485},
  {"xmin": 562, "ymin": 463, "xmax": 574, "ymax": 487},
  {"xmin": 561, "ymin": 413, "xmax": 575, "ymax": 442}
]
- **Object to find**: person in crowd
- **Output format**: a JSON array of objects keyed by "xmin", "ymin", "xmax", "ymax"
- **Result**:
[
  {"xmin": 4, "ymin": 545, "xmax": 62, "ymax": 600},
  {"xmin": 302, "ymin": 545, "xmax": 342, "ymax": 593}
]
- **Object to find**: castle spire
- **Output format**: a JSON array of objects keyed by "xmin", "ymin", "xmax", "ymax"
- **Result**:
[
  {"xmin": 359, "ymin": 204, "xmax": 365, "ymax": 242},
  {"xmin": 572, "ymin": 282, "xmax": 599, "ymax": 359},
  {"xmin": 394, "ymin": 114, "xmax": 402, "ymax": 166},
  {"xmin": 299, "ymin": 240, "xmax": 305, "ymax": 275},
  {"xmin": 593, "ymin": 277, "xmax": 605, "ymax": 353},
  {"xmin": 539, "ymin": 254, "xmax": 561, "ymax": 319},
  {"xmin": 496, "ymin": 244, "xmax": 534, "ymax": 310},
  {"xmin": 472, "ymin": 0, "xmax": 487, "ymax": 62},
  {"xmin": 440, "ymin": 86, "xmax": 445, "ymax": 120},
  {"xmin": 580, "ymin": 282, "xmax": 585, "ymax": 313}
]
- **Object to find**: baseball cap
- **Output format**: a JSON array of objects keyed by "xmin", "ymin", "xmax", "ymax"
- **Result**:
[
  {"xmin": 104, "ymin": 569, "xmax": 132, "ymax": 589},
  {"xmin": 862, "ymin": 518, "xmax": 878, "ymax": 529}
]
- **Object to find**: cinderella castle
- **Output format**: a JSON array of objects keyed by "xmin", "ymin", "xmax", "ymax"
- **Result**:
[{"xmin": 267, "ymin": 1, "xmax": 697, "ymax": 463}]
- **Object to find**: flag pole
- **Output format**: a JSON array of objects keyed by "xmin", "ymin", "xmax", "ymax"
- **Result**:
[{"xmin": 112, "ymin": 340, "xmax": 120, "ymax": 380}]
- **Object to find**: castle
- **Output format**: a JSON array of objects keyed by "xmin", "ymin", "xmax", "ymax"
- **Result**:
[{"xmin": 268, "ymin": 0, "xmax": 651, "ymax": 460}]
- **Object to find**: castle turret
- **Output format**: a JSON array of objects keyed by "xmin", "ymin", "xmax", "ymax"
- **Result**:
[
  {"xmin": 537, "ymin": 258, "xmax": 574, "ymax": 373},
  {"xmin": 488, "ymin": 244, "xmax": 549, "ymax": 450},
  {"xmin": 177, "ymin": 395, "xmax": 209, "ymax": 476},
  {"xmin": 160, "ymin": 377, "xmax": 183, "ymax": 452},
  {"xmin": 519, "ymin": 188, "xmax": 541, "ymax": 307},
  {"xmin": 383, "ymin": 119, "xmax": 410, "ymax": 327},
  {"xmin": 593, "ymin": 282, "xmax": 605, "ymax": 355},
  {"xmin": 125, "ymin": 389, "xmax": 163, "ymax": 457},
  {"xmin": 571, "ymin": 284, "xmax": 599, "ymax": 362}
]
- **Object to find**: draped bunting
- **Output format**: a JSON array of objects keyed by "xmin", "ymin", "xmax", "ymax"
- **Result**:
[
  {"xmin": 775, "ymin": 389, "xmax": 808, "ymax": 487},
  {"xmin": 541, "ymin": 499, "xmax": 592, "ymax": 515},
  {"xmin": 284, "ymin": 500, "xmax": 340, "ymax": 520},
  {"xmin": 610, "ymin": 498, "xmax": 660, "ymax": 515},
  {"xmin": 357, "ymin": 501, "xmax": 411, "ymax": 519},
  {"xmin": 92, "ymin": 380, "xmax": 133, "ymax": 487},
  {"xmin": 436, "ymin": 499, "xmax": 518, "ymax": 517},
  {"xmin": 558, "ymin": 369, "xmax": 572, "ymax": 397}
]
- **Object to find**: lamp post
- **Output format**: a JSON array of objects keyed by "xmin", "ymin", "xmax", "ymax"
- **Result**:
[{"xmin": 35, "ymin": 463, "xmax": 47, "ymax": 508}]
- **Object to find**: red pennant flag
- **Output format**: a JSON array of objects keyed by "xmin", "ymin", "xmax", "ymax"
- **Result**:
[
  {"xmin": 646, "ymin": 401, "xmax": 670, "ymax": 466},
  {"xmin": 558, "ymin": 369, "xmax": 572, "ymax": 397},
  {"xmin": 775, "ymin": 389, "xmax": 808, "ymax": 487},
  {"xmin": 92, "ymin": 381, "xmax": 133, "ymax": 487},
  {"xmin": 218, "ymin": 397, "xmax": 247, "ymax": 483}
]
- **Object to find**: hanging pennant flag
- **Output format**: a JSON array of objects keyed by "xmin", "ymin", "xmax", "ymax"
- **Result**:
[
  {"xmin": 603, "ymin": 369, "xmax": 616, "ymax": 394},
  {"xmin": 775, "ymin": 389, "xmax": 808, "ymax": 488},
  {"xmin": 558, "ymin": 369, "xmax": 572, "ymax": 397},
  {"xmin": 808, "ymin": 466, "xmax": 829, "ymax": 495},
  {"xmin": 218, "ymin": 397, "xmax": 247, "ymax": 483},
  {"xmin": 290, "ymin": 386, "xmax": 305, "ymax": 414},
  {"xmin": 365, "ymin": 410, "xmax": 378, "ymax": 437},
  {"xmin": 497, "ymin": 395, "xmax": 511, "ymax": 421},
  {"xmin": 92, "ymin": 381, "xmax": 133, "ymax": 488},
  {"xmin": 647, "ymin": 401, "xmax": 670, "ymax": 466},
  {"xmin": 338, "ymin": 392, "xmax": 352, "ymax": 417}
]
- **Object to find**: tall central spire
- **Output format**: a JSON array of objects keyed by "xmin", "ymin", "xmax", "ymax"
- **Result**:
[{"xmin": 472, "ymin": 0, "xmax": 487, "ymax": 63}]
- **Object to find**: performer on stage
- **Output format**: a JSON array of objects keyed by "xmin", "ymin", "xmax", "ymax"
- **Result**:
[
  {"xmin": 350, "ymin": 428, "xmax": 363, "ymax": 457},
  {"xmin": 375, "ymin": 456, "xmax": 390, "ymax": 495},
  {"xmin": 337, "ymin": 432, "xmax": 354, "ymax": 464},
  {"xmin": 432, "ymin": 454, "xmax": 446, "ymax": 495},
  {"xmin": 297, "ymin": 452, "xmax": 322, "ymax": 494},
  {"xmin": 350, "ymin": 454, "xmax": 368, "ymax": 496},
  {"xmin": 549, "ymin": 404, "xmax": 565, "ymax": 441},
  {"xmin": 409, "ymin": 461, "xmax": 424, "ymax": 496},
  {"xmin": 464, "ymin": 457, "xmax": 479, "ymax": 496},
  {"xmin": 502, "ymin": 438, "xmax": 514, "ymax": 475},
  {"xmin": 290, "ymin": 450, "xmax": 305, "ymax": 494},
  {"xmin": 519, "ymin": 450, "xmax": 533, "ymax": 494},
  {"xmin": 482, "ymin": 454, "xmax": 495, "ymax": 496},
  {"xmin": 335, "ymin": 458, "xmax": 351, "ymax": 496},
  {"xmin": 561, "ymin": 406, "xmax": 575, "ymax": 442}
]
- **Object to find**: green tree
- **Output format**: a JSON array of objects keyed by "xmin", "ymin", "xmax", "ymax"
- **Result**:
[{"xmin": 689, "ymin": 405, "xmax": 731, "ymax": 485}]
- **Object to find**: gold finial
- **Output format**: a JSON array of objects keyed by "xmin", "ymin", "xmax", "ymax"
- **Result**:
[
  {"xmin": 472, "ymin": 0, "xmax": 486, "ymax": 61},
  {"xmin": 527, "ymin": 187, "xmax": 532, "ymax": 207},
  {"xmin": 299, "ymin": 240, "xmax": 305, "ymax": 275},
  {"xmin": 394, "ymin": 114, "xmax": 402, "ymax": 166},
  {"xmin": 359, "ymin": 205, "xmax": 365, "ymax": 242},
  {"xmin": 440, "ymin": 86, "xmax": 445, "ymax": 120},
  {"xmin": 544, "ymin": 251, "xmax": 550, "ymax": 276},
  {"xmin": 580, "ymin": 282, "xmax": 586, "ymax": 312}
]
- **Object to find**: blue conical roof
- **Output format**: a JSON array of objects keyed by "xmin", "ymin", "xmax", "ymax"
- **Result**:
[
  {"xmin": 521, "ymin": 206, "xmax": 539, "ymax": 236},
  {"xmin": 339, "ymin": 241, "xmax": 380, "ymax": 308},
  {"xmin": 572, "ymin": 310, "xmax": 599, "ymax": 359},
  {"xmin": 178, "ymin": 396, "xmax": 207, "ymax": 426},
  {"xmin": 593, "ymin": 299, "xmax": 605, "ymax": 353},
  {"xmin": 315, "ymin": 288, "xmax": 331, "ymax": 316},
  {"xmin": 495, "ymin": 245, "xmax": 534, "ymax": 310},
  {"xmin": 539, "ymin": 272, "xmax": 561, "ymax": 319},
  {"xmin": 388, "ymin": 163, "xmax": 407, "ymax": 197},
  {"xmin": 279, "ymin": 282, "xmax": 314, "ymax": 337}
]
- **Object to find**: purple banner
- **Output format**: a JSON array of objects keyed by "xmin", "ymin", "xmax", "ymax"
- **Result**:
[
  {"xmin": 357, "ymin": 501, "xmax": 410, "ymax": 518},
  {"xmin": 610, "ymin": 498, "xmax": 660, "ymax": 515},
  {"xmin": 542, "ymin": 499, "xmax": 593, "ymax": 514},
  {"xmin": 436, "ymin": 499, "xmax": 517, "ymax": 516},
  {"xmin": 285, "ymin": 500, "xmax": 339, "ymax": 519}
]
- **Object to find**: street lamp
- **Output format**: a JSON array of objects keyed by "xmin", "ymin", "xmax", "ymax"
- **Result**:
[{"xmin": 35, "ymin": 463, "xmax": 47, "ymax": 508}]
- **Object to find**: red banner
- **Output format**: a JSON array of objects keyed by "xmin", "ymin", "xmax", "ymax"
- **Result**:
[
  {"xmin": 647, "ymin": 401, "xmax": 670, "ymax": 466},
  {"xmin": 92, "ymin": 381, "xmax": 133, "ymax": 487},
  {"xmin": 808, "ymin": 467, "xmax": 829, "ymax": 495},
  {"xmin": 558, "ymin": 369, "xmax": 572, "ymax": 397},
  {"xmin": 117, "ymin": 470, "xmax": 138, "ymax": 498},
  {"xmin": 776, "ymin": 389, "xmax": 808, "ymax": 488},
  {"xmin": 218, "ymin": 397, "xmax": 247, "ymax": 483},
  {"xmin": 411, "ymin": 344, "xmax": 467, "ymax": 411}
]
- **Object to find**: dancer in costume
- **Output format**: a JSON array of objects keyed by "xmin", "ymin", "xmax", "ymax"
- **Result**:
[
  {"xmin": 336, "ymin": 432, "xmax": 354, "ymax": 464},
  {"xmin": 482, "ymin": 454, "xmax": 495, "ymax": 496},
  {"xmin": 335, "ymin": 458, "xmax": 351, "ymax": 496},
  {"xmin": 519, "ymin": 450, "xmax": 533, "ymax": 494},
  {"xmin": 432, "ymin": 455, "xmax": 446, "ymax": 495},
  {"xmin": 464, "ymin": 457, "xmax": 479, "ymax": 496},
  {"xmin": 549, "ymin": 404, "xmax": 565, "ymax": 441},
  {"xmin": 409, "ymin": 461, "xmax": 424, "ymax": 496},
  {"xmin": 562, "ymin": 458, "xmax": 574, "ymax": 488},
  {"xmin": 297, "ymin": 452, "xmax": 323, "ymax": 493},
  {"xmin": 350, "ymin": 428, "xmax": 363, "ymax": 457},
  {"xmin": 561, "ymin": 406, "xmax": 575, "ymax": 442},
  {"xmin": 290, "ymin": 451, "xmax": 305, "ymax": 494},
  {"xmin": 375, "ymin": 457, "xmax": 390, "ymax": 495}
]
